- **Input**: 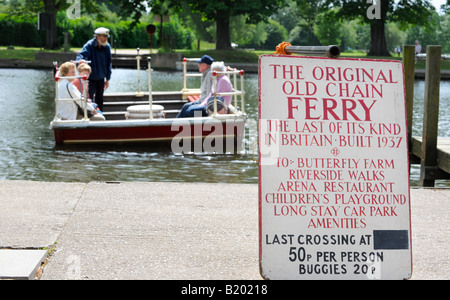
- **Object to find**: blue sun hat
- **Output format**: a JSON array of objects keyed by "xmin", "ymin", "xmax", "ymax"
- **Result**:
[{"xmin": 196, "ymin": 55, "xmax": 214, "ymax": 65}]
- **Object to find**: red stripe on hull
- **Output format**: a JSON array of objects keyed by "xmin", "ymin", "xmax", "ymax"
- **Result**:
[{"xmin": 54, "ymin": 121, "xmax": 245, "ymax": 145}]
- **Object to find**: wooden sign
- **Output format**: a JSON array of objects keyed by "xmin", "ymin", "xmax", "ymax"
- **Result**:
[{"xmin": 258, "ymin": 55, "xmax": 412, "ymax": 280}]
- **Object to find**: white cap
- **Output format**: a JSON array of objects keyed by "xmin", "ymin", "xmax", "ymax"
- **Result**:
[{"xmin": 94, "ymin": 27, "xmax": 110, "ymax": 37}]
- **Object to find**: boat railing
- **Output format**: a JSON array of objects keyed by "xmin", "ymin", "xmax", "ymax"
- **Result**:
[
  {"xmin": 147, "ymin": 57, "xmax": 154, "ymax": 119},
  {"xmin": 135, "ymin": 48, "xmax": 145, "ymax": 97},
  {"xmin": 181, "ymin": 58, "xmax": 246, "ymax": 116},
  {"xmin": 181, "ymin": 57, "xmax": 203, "ymax": 97},
  {"xmin": 54, "ymin": 74, "xmax": 90, "ymax": 120}
]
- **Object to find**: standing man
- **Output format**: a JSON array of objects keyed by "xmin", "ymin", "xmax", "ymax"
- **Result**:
[
  {"xmin": 415, "ymin": 40, "xmax": 422, "ymax": 55},
  {"xmin": 76, "ymin": 27, "xmax": 112, "ymax": 111}
]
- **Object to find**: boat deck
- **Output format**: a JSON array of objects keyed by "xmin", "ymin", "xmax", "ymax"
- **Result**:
[{"xmin": 102, "ymin": 91, "xmax": 186, "ymax": 120}]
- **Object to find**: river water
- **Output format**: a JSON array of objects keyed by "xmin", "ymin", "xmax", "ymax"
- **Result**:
[{"xmin": 0, "ymin": 68, "xmax": 449, "ymax": 186}]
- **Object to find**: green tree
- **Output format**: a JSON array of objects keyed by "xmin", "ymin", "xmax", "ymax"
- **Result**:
[
  {"xmin": 5, "ymin": 0, "xmax": 101, "ymax": 49},
  {"xmin": 116, "ymin": 0, "xmax": 286, "ymax": 50},
  {"xmin": 271, "ymin": 0, "xmax": 330, "ymax": 46},
  {"xmin": 441, "ymin": 14, "xmax": 450, "ymax": 52},
  {"xmin": 314, "ymin": 8, "xmax": 342, "ymax": 46},
  {"xmin": 180, "ymin": 0, "xmax": 288, "ymax": 50},
  {"xmin": 230, "ymin": 16, "xmax": 268, "ymax": 48},
  {"xmin": 261, "ymin": 19, "xmax": 288, "ymax": 49},
  {"xmin": 177, "ymin": 1, "xmax": 214, "ymax": 45},
  {"xmin": 272, "ymin": 0, "xmax": 301, "ymax": 34},
  {"xmin": 293, "ymin": 0, "xmax": 329, "ymax": 45},
  {"xmin": 406, "ymin": 12, "xmax": 450, "ymax": 53},
  {"xmin": 329, "ymin": 0, "xmax": 434, "ymax": 56},
  {"xmin": 443, "ymin": 0, "xmax": 449, "ymax": 13}
]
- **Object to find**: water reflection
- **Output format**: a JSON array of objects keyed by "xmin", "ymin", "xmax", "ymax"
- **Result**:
[
  {"xmin": 0, "ymin": 68, "xmax": 449, "ymax": 186},
  {"xmin": 412, "ymin": 80, "xmax": 450, "ymax": 137}
]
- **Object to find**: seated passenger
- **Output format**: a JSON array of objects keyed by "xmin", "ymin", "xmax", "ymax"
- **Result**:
[
  {"xmin": 73, "ymin": 63, "xmax": 91, "ymax": 93},
  {"xmin": 178, "ymin": 61, "xmax": 233, "ymax": 118},
  {"xmin": 176, "ymin": 54, "xmax": 214, "ymax": 118},
  {"xmin": 73, "ymin": 63, "xmax": 103, "ymax": 114},
  {"xmin": 57, "ymin": 62, "xmax": 105, "ymax": 121},
  {"xmin": 203, "ymin": 61, "xmax": 233, "ymax": 107}
]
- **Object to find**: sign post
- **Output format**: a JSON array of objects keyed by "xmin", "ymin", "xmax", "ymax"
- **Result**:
[{"xmin": 258, "ymin": 53, "xmax": 412, "ymax": 280}]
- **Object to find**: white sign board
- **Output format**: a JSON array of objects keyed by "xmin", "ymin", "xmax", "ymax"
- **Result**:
[{"xmin": 258, "ymin": 55, "xmax": 412, "ymax": 280}]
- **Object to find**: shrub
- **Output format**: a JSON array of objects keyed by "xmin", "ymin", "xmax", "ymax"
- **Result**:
[
  {"xmin": 0, "ymin": 13, "xmax": 195, "ymax": 51},
  {"xmin": 0, "ymin": 14, "xmax": 40, "ymax": 47}
]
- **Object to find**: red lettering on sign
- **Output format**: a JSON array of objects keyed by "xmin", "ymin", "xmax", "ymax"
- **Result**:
[{"xmin": 286, "ymin": 97, "xmax": 377, "ymax": 121}]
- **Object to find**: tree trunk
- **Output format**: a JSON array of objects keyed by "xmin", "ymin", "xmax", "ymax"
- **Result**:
[
  {"xmin": 367, "ymin": 21, "xmax": 390, "ymax": 56},
  {"xmin": 215, "ymin": 13, "xmax": 232, "ymax": 50},
  {"xmin": 367, "ymin": 0, "xmax": 390, "ymax": 56},
  {"xmin": 43, "ymin": 0, "xmax": 58, "ymax": 50}
]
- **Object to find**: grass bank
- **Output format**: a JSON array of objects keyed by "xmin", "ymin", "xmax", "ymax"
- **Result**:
[
  {"xmin": 0, "ymin": 46, "xmax": 70, "ymax": 61},
  {"xmin": 0, "ymin": 46, "xmax": 39, "ymax": 60}
]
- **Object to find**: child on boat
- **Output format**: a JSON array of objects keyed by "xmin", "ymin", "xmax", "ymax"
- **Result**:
[
  {"xmin": 73, "ymin": 63, "xmax": 103, "ymax": 115},
  {"xmin": 73, "ymin": 63, "xmax": 90, "ymax": 93}
]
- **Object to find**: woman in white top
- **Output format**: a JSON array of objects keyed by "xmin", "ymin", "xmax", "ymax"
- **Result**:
[{"xmin": 57, "ymin": 62, "xmax": 104, "ymax": 121}]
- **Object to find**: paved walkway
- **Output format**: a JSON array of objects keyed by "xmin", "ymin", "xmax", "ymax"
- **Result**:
[{"xmin": 0, "ymin": 180, "xmax": 448, "ymax": 280}]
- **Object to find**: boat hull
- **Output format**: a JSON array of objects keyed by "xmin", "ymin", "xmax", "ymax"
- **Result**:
[{"xmin": 51, "ymin": 117, "xmax": 246, "ymax": 152}]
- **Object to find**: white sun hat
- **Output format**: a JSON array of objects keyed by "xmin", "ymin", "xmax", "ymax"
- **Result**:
[{"xmin": 94, "ymin": 27, "xmax": 110, "ymax": 37}]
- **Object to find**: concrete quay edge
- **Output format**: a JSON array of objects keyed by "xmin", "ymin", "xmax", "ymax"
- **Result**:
[{"xmin": 0, "ymin": 180, "xmax": 448, "ymax": 280}]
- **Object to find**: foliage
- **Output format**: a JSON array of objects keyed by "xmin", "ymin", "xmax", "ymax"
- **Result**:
[
  {"xmin": 0, "ymin": 13, "xmax": 40, "ymax": 47},
  {"xmin": 327, "ymin": 0, "xmax": 435, "ymax": 55},
  {"xmin": 230, "ymin": 16, "xmax": 268, "ymax": 48},
  {"xmin": 328, "ymin": 0, "xmax": 434, "ymax": 26},
  {"xmin": 180, "ymin": 0, "xmax": 285, "ymax": 24},
  {"xmin": 0, "ymin": 0, "xmax": 449, "ymax": 54},
  {"xmin": 229, "ymin": 17, "xmax": 287, "ymax": 50},
  {"xmin": 115, "ymin": 0, "xmax": 286, "ymax": 49},
  {"xmin": 179, "ymin": 49, "xmax": 259, "ymax": 63},
  {"xmin": 261, "ymin": 19, "xmax": 289, "ymax": 50},
  {"xmin": 0, "ymin": 6, "xmax": 194, "ymax": 50},
  {"xmin": 405, "ymin": 13, "xmax": 450, "ymax": 53},
  {"xmin": 314, "ymin": 9, "xmax": 344, "ymax": 46}
]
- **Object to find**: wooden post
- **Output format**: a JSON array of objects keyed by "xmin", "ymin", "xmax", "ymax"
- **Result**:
[
  {"xmin": 420, "ymin": 45, "xmax": 441, "ymax": 186},
  {"xmin": 63, "ymin": 32, "xmax": 71, "ymax": 52},
  {"xmin": 402, "ymin": 45, "xmax": 415, "ymax": 155}
]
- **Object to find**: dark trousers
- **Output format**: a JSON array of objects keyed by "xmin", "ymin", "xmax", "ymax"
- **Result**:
[
  {"xmin": 88, "ymin": 79, "xmax": 105, "ymax": 111},
  {"xmin": 176, "ymin": 100, "xmax": 208, "ymax": 118}
]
